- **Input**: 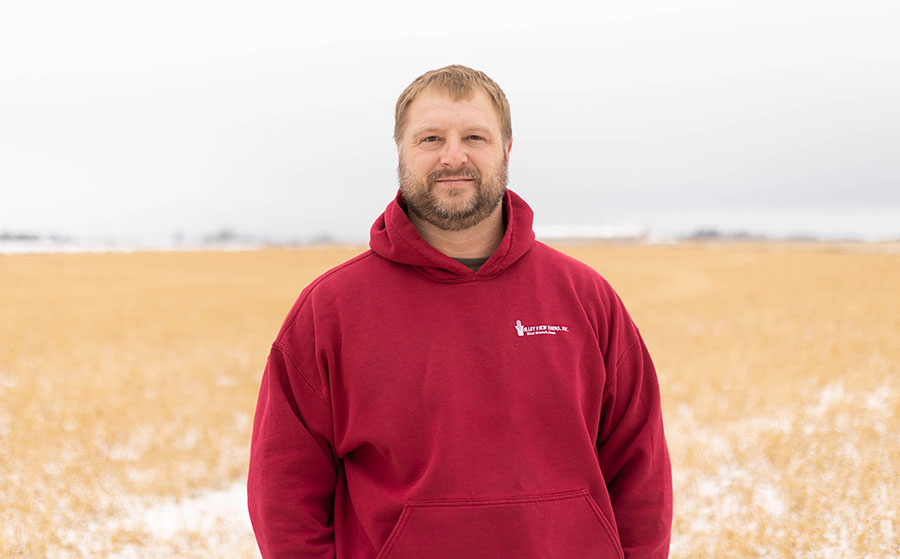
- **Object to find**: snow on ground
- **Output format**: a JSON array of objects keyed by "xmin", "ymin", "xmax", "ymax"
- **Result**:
[
  {"xmin": 76, "ymin": 480, "xmax": 262, "ymax": 559},
  {"xmin": 669, "ymin": 382, "xmax": 899, "ymax": 559},
  {"xmin": 137, "ymin": 481, "xmax": 255, "ymax": 544},
  {"xmin": 32, "ymin": 381, "xmax": 897, "ymax": 558}
]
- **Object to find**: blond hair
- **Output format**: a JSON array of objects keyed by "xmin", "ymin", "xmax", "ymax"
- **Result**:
[{"xmin": 394, "ymin": 65, "xmax": 512, "ymax": 146}]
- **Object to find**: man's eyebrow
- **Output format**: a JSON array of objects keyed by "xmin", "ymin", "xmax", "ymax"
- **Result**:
[
  {"xmin": 409, "ymin": 126, "xmax": 442, "ymax": 136},
  {"xmin": 409, "ymin": 125, "xmax": 494, "ymax": 136}
]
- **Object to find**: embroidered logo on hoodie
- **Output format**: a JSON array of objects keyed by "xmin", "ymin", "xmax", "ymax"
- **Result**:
[{"xmin": 515, "ymin": 320, "xmax": 570, "ymax": 337}]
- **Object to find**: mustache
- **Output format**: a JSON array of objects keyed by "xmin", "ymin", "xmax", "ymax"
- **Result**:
[{"xmin": 428, "ymin": 167, "xmax": 480, "ymax": 183}]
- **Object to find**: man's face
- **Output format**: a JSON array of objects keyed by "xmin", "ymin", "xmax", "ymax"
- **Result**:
[{"xmin": 397, "ymin": 87, "xmax": 511, "ymax": 231}]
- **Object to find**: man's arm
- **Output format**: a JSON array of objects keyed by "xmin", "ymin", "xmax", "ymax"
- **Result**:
[
  {"xmin": 597, "ymin": 330, "xmax": 673, "ymax": 559},
  {"xmin": 248, "ymin": 343, "xmax": 337, "ymax": 558}
]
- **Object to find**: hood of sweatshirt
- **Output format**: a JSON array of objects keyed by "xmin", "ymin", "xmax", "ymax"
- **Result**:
[{"xmin": 369, "ymin": 189, "xmax": 536, "ymax": 283}]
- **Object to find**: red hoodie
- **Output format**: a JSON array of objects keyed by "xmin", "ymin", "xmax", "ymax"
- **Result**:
[{"xmin": 248, "ymin": 190, "xmax": 672, "ymax": 558}]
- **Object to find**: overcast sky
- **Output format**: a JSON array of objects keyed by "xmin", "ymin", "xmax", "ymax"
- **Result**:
[{"xmin": 2, "ymin": 0, "xmax": 898, "ymax": 243}]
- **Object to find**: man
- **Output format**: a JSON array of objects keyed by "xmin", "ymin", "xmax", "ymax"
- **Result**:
[{"xmin": 248, "ymin": 65, "xmax": 672, "ymax": 558}]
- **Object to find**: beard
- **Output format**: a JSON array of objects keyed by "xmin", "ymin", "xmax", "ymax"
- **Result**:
[{"xmin": 397, "ymin": 158, "xmax": 508, "ymax": 232}]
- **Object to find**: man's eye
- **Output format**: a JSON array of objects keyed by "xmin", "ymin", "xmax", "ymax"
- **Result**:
[
  {"xmin": 467, "ymin": 135, "xmax": 484, "ymax": 141},
  {"xmin": 422, "ymin": 136, "xmax": 439, "ymax": 143}
]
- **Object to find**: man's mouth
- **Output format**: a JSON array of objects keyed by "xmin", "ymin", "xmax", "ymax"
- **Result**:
[
  {"xmin": 429, "ymin": 168, "xmax": 480, "ymax": 188},
  {"xmin": 434, "ymin": 177, "xmax": 475, "ymax": 184}
]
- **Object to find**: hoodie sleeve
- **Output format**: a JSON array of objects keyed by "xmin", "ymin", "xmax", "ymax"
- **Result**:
[
  {"xmin": 248, "ymin": 342, "xmax": 337, "ymax": 559},
  {"xmin": 597, "ymin": 318, "xmax": 673, "ymax": 559}
]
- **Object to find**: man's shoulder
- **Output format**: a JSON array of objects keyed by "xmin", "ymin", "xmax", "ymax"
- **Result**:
[
  {"xmin": 529, "ymin": 241, "xmax": 614, "ymax": 287},
  {"xmin": 303, "ymin": 249, "xmax": 380, "ymax": 293},
  {"xmin": 526, "ymin": 241, "xmax": 633, "ymax": 318},
  {"xmin": 274, "ymin": 249, "xmax": 382, "ymax": 339}
]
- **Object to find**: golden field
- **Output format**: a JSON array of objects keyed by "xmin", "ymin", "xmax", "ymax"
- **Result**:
[{"xmin": 1, "ymin": 243, "xmax": 898, "ymax": 558}]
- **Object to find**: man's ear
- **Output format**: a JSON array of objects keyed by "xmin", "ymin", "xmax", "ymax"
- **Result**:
[{"xmin": 505, "ymin": 139, "xmax": 513, "ymax": 163}]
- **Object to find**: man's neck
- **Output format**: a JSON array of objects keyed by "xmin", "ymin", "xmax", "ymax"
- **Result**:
[{"xmin": 408, "ymin": 203, "xmax": 505, "ymax": 259}]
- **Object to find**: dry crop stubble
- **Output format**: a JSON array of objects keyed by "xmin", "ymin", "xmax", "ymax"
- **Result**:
[
  {"xmin": 1, "ymin": 243, "xmax": 898, "ymax": 558},
  {"xmin": 1, "ymin": 248, "xmax": 361, "ymax": 557},
  {"xmin": 560, "ymin": 242, "xmax": 900, "ymax": 558}
]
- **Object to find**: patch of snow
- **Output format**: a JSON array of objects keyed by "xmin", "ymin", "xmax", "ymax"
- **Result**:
[
  {"xmin": 100, "ymin": 424, "xmax": 156, "ymax": 462},
  {"xmin": 807, "ymin": 382, "xmax": 846, "ymax": 417},
  {"xmin": 106, "ymin": 479, "xmax": 261, "ymax": 559},
  {"xmin": 865, "ymin": 383, "xmax": 895, "ymax": 412},
  {"xmin": 754, "ymin": 483, "xmax": 787, "ymax": 518},
  {"xmin": 0, "ymin": 371, "xmax": 16, "ymax": 390},
  {"xmin": 139, "ymin": 481, "xmax": 250, "ymax": 540}
]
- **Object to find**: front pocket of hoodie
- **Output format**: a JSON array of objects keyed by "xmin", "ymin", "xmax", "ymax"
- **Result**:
[{"xmin": 376, "ymin": 488, "xmax": 624, "ymax": 559}]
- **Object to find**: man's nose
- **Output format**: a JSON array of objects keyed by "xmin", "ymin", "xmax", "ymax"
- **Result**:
[{"xmin": 439, "ymin": 138, "xmax": 468, "ymax": 167}]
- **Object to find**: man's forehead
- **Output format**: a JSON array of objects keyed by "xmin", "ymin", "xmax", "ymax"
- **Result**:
[{"xmin": 406, "ymin": 87, "xmax": 500, "ymax": 128}]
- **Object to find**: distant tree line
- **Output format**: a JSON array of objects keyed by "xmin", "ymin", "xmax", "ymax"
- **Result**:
[{"xmin": 0, "ymin": 231, "xmax": 69, "ymax": 242}]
